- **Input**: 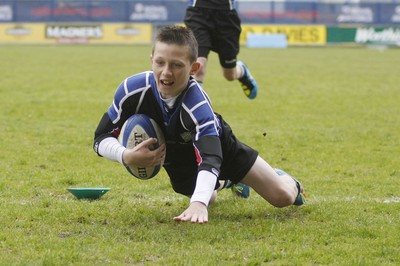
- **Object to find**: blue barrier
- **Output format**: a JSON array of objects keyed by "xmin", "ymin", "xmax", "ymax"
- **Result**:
[
  {"xmin": 247, "ymin": 33, "xmax": 287, "ymax": 48},
  {"xmin": 0, "ymin": 1, "xmax": 399, "ymax": 25}
]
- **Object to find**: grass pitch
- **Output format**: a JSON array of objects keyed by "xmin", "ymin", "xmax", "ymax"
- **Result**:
[{"xmin": 0, "ymin": 45, "xmax": 399, "ymax": 265}]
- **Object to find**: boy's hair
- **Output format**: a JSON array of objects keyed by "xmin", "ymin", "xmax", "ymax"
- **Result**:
[{"xmin": 153, "ymin": 25, "xmax": 198, "ymax": 63}]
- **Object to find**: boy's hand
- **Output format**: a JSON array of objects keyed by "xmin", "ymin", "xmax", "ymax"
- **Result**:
[
  {"xmin": 122, "ymin": 138, "xmax": 165, "ymax": 167},
  {"xmin": 173, "ymin": 202, "xmax": 208, "ymax": 224}
]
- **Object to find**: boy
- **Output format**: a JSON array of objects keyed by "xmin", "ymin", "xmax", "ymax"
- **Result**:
[{"xmin": 93, "ymin": 26, "xmax": 304, "ymax": 224}]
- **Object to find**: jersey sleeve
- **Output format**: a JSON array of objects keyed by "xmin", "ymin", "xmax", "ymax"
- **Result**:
[
  {"xmin": 107, "ymin": 71, "xmax": 152, "ymax": 124},
  {"xmin": 93, "ymin": 112, "xmax": 120, "ymax": 156},
  {"xmin": 181, "ymin": 82, "xmax": 223, "ymax": 176},
  {"xmin": 193, "ymin": 135, "xmax": 222, "ymax": 176},
  {"xmin": 93, "ymin": 71, "xmax": 154, "ymax": 155},
  {"xmin": 181, "ymin": 82, "xmax": 220, "ymax": 141}
]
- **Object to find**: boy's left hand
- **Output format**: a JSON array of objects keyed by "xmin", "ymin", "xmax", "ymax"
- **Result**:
[{"xmin": 173, "ymin": 202, "xmax": 208, "ymax": 224}]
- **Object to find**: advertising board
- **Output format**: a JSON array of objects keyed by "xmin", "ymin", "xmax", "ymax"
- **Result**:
[
  {"xmin": 0, "ymin": 23, "xmax": 152, "ymax": 44},
  {"xmin": 327, "ymin": 26, "xmax": 400, "ymax": 45},
  {"xmin": 241, "ymin": 24, "xmax": 326, "ymax": 45}
]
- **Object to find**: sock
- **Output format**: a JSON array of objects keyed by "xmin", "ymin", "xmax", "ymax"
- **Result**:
[{"xmin": 237, "ymin": 62, "xmax": 246, "ymax": 79}]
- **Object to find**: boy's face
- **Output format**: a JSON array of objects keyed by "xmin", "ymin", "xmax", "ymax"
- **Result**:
[{"xmin": 151, "ymin": 41, "xmax": 199, "ymax": 99}]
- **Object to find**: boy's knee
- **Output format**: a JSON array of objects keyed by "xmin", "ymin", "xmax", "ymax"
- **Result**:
[
  {"xmin": 222, "ymin": 67, "xmax": 237, "ymax": 81},
  {"xmin": 195, "ymin": 64, "xmax": 206, "ymax": 82},
  {"xmin": 269, "ymin": 188, "xmax": 296, "ymax": 208},
  {"xmin": 223, "ymin": 71, "xmax": 236, "ymax": 81}
]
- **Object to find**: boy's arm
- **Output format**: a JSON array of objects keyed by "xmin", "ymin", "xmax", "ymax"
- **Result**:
[
  {"xmin": 93, "ymin": 112, "xmax": 126, "ymax": 164},
  {"xmin": 173, "ymin": 135, "xmax": 222, "ymax": 224},
  {"xmin": 93, "ymin": 112, "xmax": 165, "ymax": 167},
  {"xmin": 173, "ymin": 169, "xmax": 217, "ymax": 224},
  {"xmin": 191, "ymin": 135, "xmax": 222, "ymax": 205}
]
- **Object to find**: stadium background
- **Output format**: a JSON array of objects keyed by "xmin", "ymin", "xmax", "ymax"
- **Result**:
[{"xmin": 0, "ymin": 0, "xmax": 399, "ymax": 46}]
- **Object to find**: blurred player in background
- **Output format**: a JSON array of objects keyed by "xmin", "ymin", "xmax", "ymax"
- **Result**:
[{"xmin": 184, "ymin": 0, "xmax": 258, "ymax": 99}]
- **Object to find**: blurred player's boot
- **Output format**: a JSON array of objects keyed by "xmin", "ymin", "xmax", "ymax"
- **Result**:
[
  {"xmin": 237, "ymin": 61, "xmax": 258, "ymax": 99},
  {"xmin": 224, "ymin": 180, "xmax": 250, "ymax": 199},
  {"xmin": 274, "ymin": 168, "xmax": 306, "ymax": 206}
]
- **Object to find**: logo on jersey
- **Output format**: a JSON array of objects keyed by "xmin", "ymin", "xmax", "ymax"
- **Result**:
[
  {"xmin": 211, "ymin": 168, "xmax": 220, "ymax": 177},
  {"xmin": 180, "ymin": 131, "xmax": 192, "ymax": 142}
]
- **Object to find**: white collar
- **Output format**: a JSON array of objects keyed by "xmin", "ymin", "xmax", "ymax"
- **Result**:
[{"xmin": 161, "ymin": 94, "xmax": 179, "ymax": 109}]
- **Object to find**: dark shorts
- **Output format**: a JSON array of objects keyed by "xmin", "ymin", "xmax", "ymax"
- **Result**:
[
  {"xmin": 184, "ymin": 7, "xmax": 242, "ymax": 69},
  {"xmin": 164, "ymin": 114, "xmax": 258, "ymax": 196}
]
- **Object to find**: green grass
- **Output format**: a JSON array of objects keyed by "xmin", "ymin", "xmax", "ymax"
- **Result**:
[{"xmin": 1, "ymin": 44, "xmax": 399, "ymax": 265}]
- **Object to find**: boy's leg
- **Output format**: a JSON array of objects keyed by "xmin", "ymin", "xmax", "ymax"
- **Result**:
[
  {"xmin": 194, "ymin": 56, "xmax": 208, "ymax": 86},
  {"xmin": 240, "ymin": 156, "xmax": 304, "ymax": 207}
]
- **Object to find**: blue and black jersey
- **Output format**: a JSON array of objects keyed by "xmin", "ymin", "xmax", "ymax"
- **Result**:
[
  {"xmin": 94, "ymin": 71, "xmax": 223, "ymax": 183},
  {"xmin": 94, "ymin": 71, "xmax": 258, "ymax": 196}
]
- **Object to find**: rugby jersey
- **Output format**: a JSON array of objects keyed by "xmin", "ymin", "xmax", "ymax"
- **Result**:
[
  {"xmin": 187, "ymin": 0, "xmax": 236, "ymax": 10},
  {"xmin": 94, "ymin": 71, "xmax": 223, "ymax": 177}
]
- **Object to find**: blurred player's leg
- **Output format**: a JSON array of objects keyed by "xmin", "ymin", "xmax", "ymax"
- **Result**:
[{"xmin": 237, "ymin": 61, "xmax": 258, "ymax": 99}]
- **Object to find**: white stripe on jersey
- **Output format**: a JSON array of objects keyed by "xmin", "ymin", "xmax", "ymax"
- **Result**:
[
  {"xmin": 197, "ymin": 120, "xmax": 215, "ymax": 129},
  {"xmin": 190, "ymin": 100, "xmax": 208, "ymax": 112},
  {"xmin": 182, "ymin": 102, "xmax": 218, "ymax": 141},
  {"xmin": 187, "ymin": 79, "xmax": 213, "ymax": 109},
  {"xmin": 123, "ymin": 78, "xmax": 129, "ymax": 94},
  {"xmin": 196, "ymin": 120, "xmax": 219, "ymax": 142},
  {"xmin": 111, "ymin": 78, "xmax": 151, "ymax": 124},
  {"xmin": 136, "ymin": 86, "xmax": 148, "ymax": 114},
  {"xmin": 180, "ymin": 79, "xmax": 218, "ymax": 140},
  {"xmin": 182, "ymin": 103, "xmax": 200, "ymax": 132}
]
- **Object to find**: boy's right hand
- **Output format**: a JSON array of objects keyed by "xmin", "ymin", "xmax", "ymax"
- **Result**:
[
  {"xmin": 122, "ymin": 138, "xmax": 166, "ymax": 167},
  {"xmin": 173, "ymin": 201, "xmax": 209, "ymax": 224}
]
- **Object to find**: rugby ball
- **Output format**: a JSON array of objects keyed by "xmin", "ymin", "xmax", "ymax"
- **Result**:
[{"xmin": 118, "ymin": 114, "xmax": 165, "ymax": 179}]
